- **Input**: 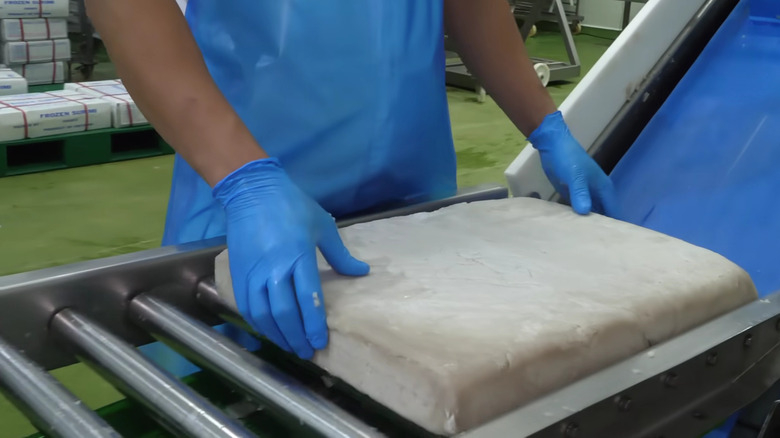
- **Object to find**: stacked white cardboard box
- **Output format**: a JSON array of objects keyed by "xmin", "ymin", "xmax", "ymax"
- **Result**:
[
  {"xmin": 0, "ymin": 0, "xmax": 70, "ymax": 86},
  {"xmin": 0, "ymin": 79, "xmax": 148, "ymax": 141},
  {"xmin": 65, "ymin": 80, "xmax": 148, "ymax": 128},
  {"xmin": 0, "ymin": 89, "xmax": 111, "ymax": 141},
  {"xmin": 0, "ymin": 65, "xmax": 27, "ymax": 95}
]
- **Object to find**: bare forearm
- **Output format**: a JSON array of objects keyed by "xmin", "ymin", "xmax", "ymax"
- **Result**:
[
  {"xmin": 444, "ymin": 0, "xmax": 557, "ymax": 136},
  {"xmin": 85, "ymin": 0, "xmax": 267, "ymax": 186}
]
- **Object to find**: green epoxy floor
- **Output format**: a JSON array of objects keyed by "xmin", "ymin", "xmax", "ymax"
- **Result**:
[{"xmin": 0, "ymin": 30, "xmax": 613, "ymax": 437}]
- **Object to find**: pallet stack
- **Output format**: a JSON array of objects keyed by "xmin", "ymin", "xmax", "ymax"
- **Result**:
[
  {"xmin": 0, "ymin": 82, "xmax": 167, "ymax": 178},
  {"xmin": 0, "ymin": 79, "xmax": 147, "ymax": 142},
  {"xmin": 0, "ymin": 0, "xmax": 70, "ymax": 86},
  {"xmin": 0, "ymin": 89, "xmax": 111, "ymax": 141}
]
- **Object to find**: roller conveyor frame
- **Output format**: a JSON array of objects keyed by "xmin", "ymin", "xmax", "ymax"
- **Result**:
[
  {"xmin": 0, "ymin": 180, "xmax": 780, "ymax": 438},
  {"xmin": 0, "ymin": 185, "xmax": 509, "ymax": 438}
]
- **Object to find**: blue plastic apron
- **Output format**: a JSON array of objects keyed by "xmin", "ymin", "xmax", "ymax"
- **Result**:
[{"xmin": 143, "ymin": 0, "xmax": 458, "ymax": 376}]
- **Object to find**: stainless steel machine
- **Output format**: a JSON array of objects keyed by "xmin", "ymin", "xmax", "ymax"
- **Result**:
[
  {"xmin": 2, "ymin": 185, "xmax": 780, "ymax": 438},
  {"xmin": 445, "ymin": 0, "xmax": 581, "ymax": 101}
]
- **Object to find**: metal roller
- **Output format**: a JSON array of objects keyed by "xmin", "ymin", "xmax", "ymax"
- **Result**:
[
  {"xmin": 50, "ymin": 309, "xmax": 255, "ymax": 438},
  {"xmin": 0, "ymin": 336, "xmax": 120, "ymax": 438},
  {"xmin": 128, "ymin": 294, "xmax": 384, "ymax": 438}
]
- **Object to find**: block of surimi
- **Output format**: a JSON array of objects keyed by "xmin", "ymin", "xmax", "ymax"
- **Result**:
[
  {"xmin": 0, "ymin": 89, "xmax": 111, "ymax": 141},
  {"xmin": 215, "ymin": 198, "xmax": 758, "ymax": 436},
  {"xmin": 64, "ymin": 80, "xmax": 149, "ymax": 128}
]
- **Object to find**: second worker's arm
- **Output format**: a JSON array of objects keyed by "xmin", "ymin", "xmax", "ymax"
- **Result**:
[
  {"xmin": 86, "ymin": 0, "xmax": 369, "ymax": 359},
  {"xmin": 445, "ymin": 0, "xmax": 617, "ymax": 216}
]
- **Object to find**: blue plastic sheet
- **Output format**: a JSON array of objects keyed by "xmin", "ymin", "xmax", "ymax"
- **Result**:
[
  {"xmin": 611, "ymin": 1, "xmax": 780, "ymax": 435},
  {"xmin": 750, "ymin": 0, "xmax": 780, "ymax": 23},
  {"xmin": 612, "ymin": 0, "xmax": 780, "ymax": 297}
]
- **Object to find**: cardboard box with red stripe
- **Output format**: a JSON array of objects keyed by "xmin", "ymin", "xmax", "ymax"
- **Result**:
[
  {"xmin": 0, "ymin": 89, "xmax": 111, "ymax": 141},
  {"xmin": 1, "ymin": 37, "xmax": 68, "ymax": 64},
  {"xmin": 0, "ymin": 18, "xmax": 67, "ymax": 41},
  {"xmin": 11, "ymin": 60, "xmax": 64, "ymax": 84},
  {"xmin": 64, "ymin": 80, "xmax": 149, "ymax": 128},
  {"xmin": 0, "ymin": 0, "xmax": 69, "ymax": 19}
]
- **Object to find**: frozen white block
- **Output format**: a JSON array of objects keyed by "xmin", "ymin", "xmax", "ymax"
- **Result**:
[
  {"xmin": 0, "ymin": 18, "xmax": 67, "ymax": 41},
  {"xmin": 0, "ymin": 90, "xmax": 111, "ymax": 140},
  {"xmin": 10, "ymin": 60, "xmax": 64, "ymax": 84},
  {"xmin": 215, "ymin": 198, "xmax": 758, "ymax": 435},
  {"xmin": 2, "ymin": 38, "xmax": 69, "ymax": 64},
  {"xmin": 0, "ymin": 0, "xmax": 69, "ymax": 19},
  {"xmin": 0, "ymin": 66, "xmax": 26, "ymax": 95}
]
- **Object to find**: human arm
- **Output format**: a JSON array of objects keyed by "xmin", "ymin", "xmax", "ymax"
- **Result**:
[
  {"xmin": 84, "ymin": 0, "xmax": 265, "ymax": 186},
  {"xmin": 86, "ymin": 0, "xmax": 369, "ymax": 358},
  {"xmin": 444, "ymin": 0, "xmax": 617, "ymax": 216},
  {"xmin": 444, "ymin": 0, "xmax": 554, "ymax": 135}
]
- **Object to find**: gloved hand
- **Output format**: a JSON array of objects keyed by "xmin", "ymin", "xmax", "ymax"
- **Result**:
[
  {"xmin": 529, "ymin": 111, "xmax": 617, "ymax": 217},
  {"xmin": 213, "ymin": 158, "xmax": 370, "ymax": 359}
]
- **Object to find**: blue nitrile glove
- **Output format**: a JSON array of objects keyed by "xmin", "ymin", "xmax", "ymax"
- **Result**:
[
  {"xmin": 529, "ymin": 111, "xmax": 618, "ymax": 217},
  {"xmin": 213, "ymin": 158, "xmax": 370, "ymax": 359}
]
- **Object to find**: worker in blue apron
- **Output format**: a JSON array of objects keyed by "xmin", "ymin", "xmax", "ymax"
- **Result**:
[{"xmin": 86, "ymin": 0, "xmax": 617, "ymax": 375}]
